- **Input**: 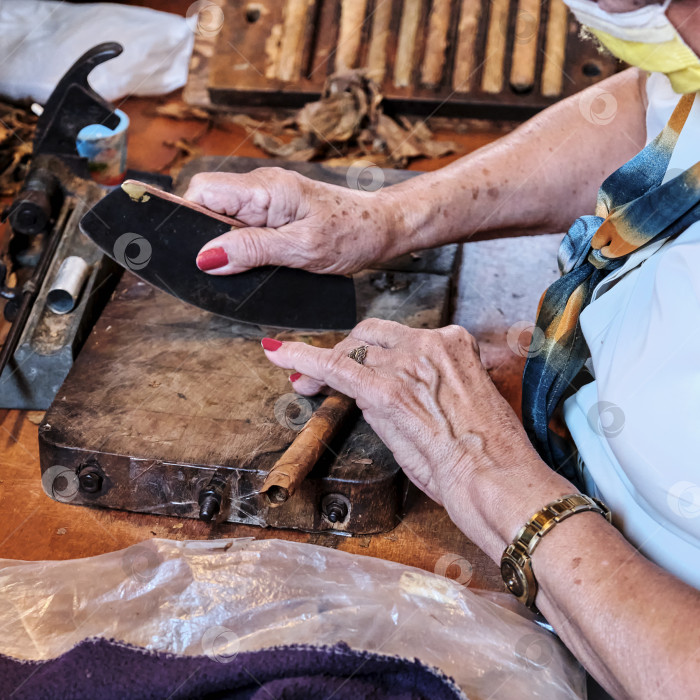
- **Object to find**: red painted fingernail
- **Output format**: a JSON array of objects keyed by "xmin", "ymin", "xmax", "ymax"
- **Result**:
[
  {"xmin": 261, "ymin": 337, "xmax": 283, "ymax": 351},
  {"xmin": 289, "ymin": 372, "xmax": 302, "ymax": 382},
  {"xmin": 196, "ymin": 247, "xmax": 228, "ymax": 271}
]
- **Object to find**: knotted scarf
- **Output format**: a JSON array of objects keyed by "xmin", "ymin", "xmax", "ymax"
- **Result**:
[{"xmin": 522, "ymin": 93, "xmax": 700, "ymax": 478}]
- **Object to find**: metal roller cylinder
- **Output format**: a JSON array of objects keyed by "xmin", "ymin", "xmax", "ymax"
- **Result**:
[
  {"xmin": 8, "ymin": 169, "xmax": 61, "ymax": 235},
  {"xmin": 46, "ymin": 256, "xmax": 90, "ymax": 314}
]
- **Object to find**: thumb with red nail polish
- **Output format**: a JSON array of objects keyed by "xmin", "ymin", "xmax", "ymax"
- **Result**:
[
  {"xmin": 261, "ymin": 337, "xmax": 282, "ymax": 351},
  {"xmin": 197, "ymin": 246, "xmax": 228, "ymax": 272}
]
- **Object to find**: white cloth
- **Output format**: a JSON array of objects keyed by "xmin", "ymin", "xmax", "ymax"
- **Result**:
[
  {"xmin": 564, "ymin": 73, "xmax": 700, "ymax": 589},
  {"xmin": 563, "ymin": 0, "xmax": 676, "ymax": 44},
  {"xmin": 0, "ymin": 1, "xmax": 194, "ymax": 103}
]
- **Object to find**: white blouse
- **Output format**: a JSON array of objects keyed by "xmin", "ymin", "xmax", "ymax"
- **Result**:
[{"xmin": 563, "ymin": 73, "xmax": 700, "ymax": 589}]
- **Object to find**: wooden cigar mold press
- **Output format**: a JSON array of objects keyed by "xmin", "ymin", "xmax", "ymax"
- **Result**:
[
  {"xmin": 39, "ymin": 157, "xmax": 459, "ymax": 535},
  {"xmin": 208, "ymin": 0, "xmax": 621, "ymax": 119}
]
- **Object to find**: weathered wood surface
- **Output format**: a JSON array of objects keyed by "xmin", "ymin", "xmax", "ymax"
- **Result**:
[
  {"xmin": 0, "ymin": 228, "xmax": 562, "ymax": 594},
  {"xmin": 0, "ymin": 88, "xmax": 535, "ymax": 594},
  {"xmin": 38, "ymin": 156, "xmax": 458, "ymax": 535},
  {"xmin": 38, "ymin": 265, "xmax": 452, "ymax": 533}
]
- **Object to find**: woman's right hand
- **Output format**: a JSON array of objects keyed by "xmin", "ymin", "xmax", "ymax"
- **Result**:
[{"xmin": 184, "ymin": 168, "xmax": 404, "ymax": 276}]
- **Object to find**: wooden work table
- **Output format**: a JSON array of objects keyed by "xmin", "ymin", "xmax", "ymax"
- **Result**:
[{"xmin": 0, "ymin": 0, "xmax": 562, "ymax": 595}]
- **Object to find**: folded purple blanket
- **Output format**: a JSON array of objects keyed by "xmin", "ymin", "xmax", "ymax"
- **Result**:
[{"xmin": 1, "ymin": 638, "xmax": 463, "ymax": 699}]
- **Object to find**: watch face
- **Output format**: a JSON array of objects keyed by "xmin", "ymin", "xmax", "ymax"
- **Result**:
[{"xmin": 501, "ymin": 559, "xmax": 525, "ymax": 598}]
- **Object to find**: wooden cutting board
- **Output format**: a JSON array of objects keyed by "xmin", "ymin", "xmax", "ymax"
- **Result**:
[{"xmin": 38, "ymin": 157, "xmax": 459, "ymax": 535}]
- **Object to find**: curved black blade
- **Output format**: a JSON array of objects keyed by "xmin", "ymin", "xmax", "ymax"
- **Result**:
[{"xmin": 79, "ymin": 186, "xmax": 356, "ymax": 330}]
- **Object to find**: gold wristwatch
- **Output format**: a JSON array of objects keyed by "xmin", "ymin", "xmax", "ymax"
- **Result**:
[{"xmin": 501, "ymin": 493, "xmax": 611, "ymax": 610}]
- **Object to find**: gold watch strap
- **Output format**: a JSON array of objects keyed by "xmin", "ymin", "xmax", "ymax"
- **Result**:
[{"xmin": 501, "ymin": 493, "xmax": 612, "ymax": 609}]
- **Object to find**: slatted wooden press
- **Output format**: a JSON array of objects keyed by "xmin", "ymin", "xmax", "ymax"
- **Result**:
[{"xmin": 208, "ymin": 0, "xmax": 620, "ymax": 117}]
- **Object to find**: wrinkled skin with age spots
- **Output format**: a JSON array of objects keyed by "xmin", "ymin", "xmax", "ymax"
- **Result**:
[
  {"xmin": 185, "ymin": 168, "xmax": 398, "ymax": 275},
  {"xmin": 186, "ymin": 55, "xmax": 700, "ymax": 697},
  {"xmin": 263, "ymin": 319, "xmax": 541, "ymax": 507}
]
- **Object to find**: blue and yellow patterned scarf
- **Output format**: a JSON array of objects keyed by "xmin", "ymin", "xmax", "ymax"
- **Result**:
[{"xmin": 522, "ymin": 93, "xmax": 700, "ymax": 477}]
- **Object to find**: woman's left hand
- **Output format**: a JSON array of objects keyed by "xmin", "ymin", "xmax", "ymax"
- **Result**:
[{"xmin": 262, "ymin": 319, "xmax": 553, "ymax": 523}]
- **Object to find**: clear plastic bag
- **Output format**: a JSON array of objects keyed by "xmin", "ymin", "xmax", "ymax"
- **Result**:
[{"xmin": 0, "ymin": 538, "xmax": 585, "ymax": 699}]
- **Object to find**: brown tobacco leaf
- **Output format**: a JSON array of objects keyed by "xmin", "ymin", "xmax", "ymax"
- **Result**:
[
  {"xmin": 297, "ymin": 91, "xmax": 364, "ymax": 143},
  {"xmin": 243, "ymin": 70, "xmax": 459, "ymax": 167},
  {"xmin": 322, "ymin": 154, "xmax": 394, "ymax": 169},
  {"xmin": 376, "ymin": 113, "xmax": 424, "ymax": 161},
  {"xmin": 0, "ymin": 100, "xmax": 37, "ymax": 196},
  {"xmin": 397, "ymin": 115, "xmax": 458, "ymax": 158},
  {"xmin": 0, "ymin": 140, "xmax": 32, "ymax": 196},
  {"xmin": 252, "ymin": 132, "xmax": 317, "ymax": 162},
  {"xmin": 162, "ymin": 137, "xmax": 205, "ymax": 177},
  {"xmin": 230, "ymin": 113, "xmax": 297, "ymax": 137},
  {"xmin": 153, "ymin": 103, "xmax": 211, "ymax": 121}
]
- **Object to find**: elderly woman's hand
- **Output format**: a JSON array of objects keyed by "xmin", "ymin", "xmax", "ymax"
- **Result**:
[
  {"xmin": 261, "ymin": 319, "xmax": 569, "ymax": 555},
  {"xmin": 184, "ymin": 169, "xmax": 408, "ymax": 276}
]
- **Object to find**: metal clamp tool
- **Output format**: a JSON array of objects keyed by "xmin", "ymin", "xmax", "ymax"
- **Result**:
[{"xmin": 0, "ymin": 43, "xmax": 131, "ymax": 408}]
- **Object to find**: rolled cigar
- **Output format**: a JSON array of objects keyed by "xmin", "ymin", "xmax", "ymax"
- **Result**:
[
  {"xmin": 420, "ymin": 0, "xmax": 451, "ymax": 87},
  {"xmin": 265, "ymin": 24, "xmax": 283, "ymax": 80},
  {"xmin": 510, "ymin": 0, "xmax": 542, "ymax": 92},
  {"xmin": 541, "ymin": 0, "xmax": 569, "ymax": 97},
  {"xmin": 394, "ymin": 0, "xmax": 423, "ymax": 87},
  {"xmin": 262, "ymin": 391, "xmax": 356, "ymax": 505},
  {"xmin": 336, "ymin": 0, "xmax": 369, "ymax": 72},
  {"xmin": 367, "ymin": 0, "xmax": 394, "ymax": 82},
  {"xmin": 453, "ymin": 0, "xmax": 482, "ymax": 92},
  {"xmin": 481, "ymin": 0, "xmax": 510, "ymax": 94},
  {"xmin": 277, "ymin": 0, "xmax": 314, "ymax": 82}
]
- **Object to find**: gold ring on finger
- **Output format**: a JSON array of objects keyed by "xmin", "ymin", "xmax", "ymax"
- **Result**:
[{"xmin": 347, "ymin": 345, "xmax": 368, "ymax": 365}]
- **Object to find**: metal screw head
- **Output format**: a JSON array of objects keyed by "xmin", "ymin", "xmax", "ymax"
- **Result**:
[
  {"xmin": 321, "ymin": 494, "xmax": 349, "ymax": 524},
  {"xmin": 79, "ymin": 470, "xmax": 103, "ymax": 493},
  {"xmin": 198, "ymin": 475, "xmax": 227, "ymax": 522},
  {"xmin": 327, "ymin": 505, "xmax": 344, "ymax": 522},
  {"xmin": 199, "ymin": 495, "xmax": 220, "ymax": 522}
]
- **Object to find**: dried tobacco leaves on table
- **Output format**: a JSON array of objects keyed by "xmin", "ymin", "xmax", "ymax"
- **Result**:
[
  {"xmin": 231, "ymin": 71, "xmax": 461, "ymax": 167},
  {"xmin": 0, "ymin": 101, "xmax": 36, "ymax": 197}
]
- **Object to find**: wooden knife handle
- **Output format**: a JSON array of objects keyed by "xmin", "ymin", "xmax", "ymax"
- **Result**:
[{"xmin": 121, "ymin": 180, "xmax": 246, "ymax": 229}]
